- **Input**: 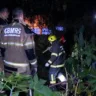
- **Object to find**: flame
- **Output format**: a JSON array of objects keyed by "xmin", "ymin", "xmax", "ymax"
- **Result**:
[
  {"xmin": 24, "ymin": 18, "xmax": 33, "ymax": 28},
  {"xmin": 24, "ymin": 15, "xmax": 48, "ymax": 34}
]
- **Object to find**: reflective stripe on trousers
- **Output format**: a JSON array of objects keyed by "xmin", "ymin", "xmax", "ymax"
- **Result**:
[
  {"xmin": 50, "ymin": 74, "xmax": 56, "ymax": 84},
  {"xmin": 4, "ymin": 60, "xmax": 31, "ymax": 75},
  {"xmin": 49, "ymin": 68, "xmax": 60, "ymax": 84},
  {"xmin": 4, "ymin": 60, "xmax": 28, "ymax": 67}
]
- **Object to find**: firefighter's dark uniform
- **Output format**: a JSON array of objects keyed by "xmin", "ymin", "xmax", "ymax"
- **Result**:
[
  {"xmin": 0, "ymin": 17, "xmax": 8, "ymax": 72},
  {"xmin": 0, "ymin": 18, "xmax": 8, "ymax": 26},
  {"xmin": 47, "ymin": 40, "xmax": 65, "ymax": 84},
  {"xmin": 0, "ymin": 20, "xmax": 37, "ymax": 76},
  {"xmin": 0, "ymin": 17, "xmax": 8, "ymax": 34}
]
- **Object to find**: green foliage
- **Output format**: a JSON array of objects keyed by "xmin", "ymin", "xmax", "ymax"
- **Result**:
[
  {"xmin": 0, "ymin": 73, "xmax": 61, "ymax": 96},
  {"xmin": 64, "ymin": 26, "xmax": 96, "ymax": 96},
  {"xmin": 29, "ymin": 75, "xmax": 60, "ymax": 96}
]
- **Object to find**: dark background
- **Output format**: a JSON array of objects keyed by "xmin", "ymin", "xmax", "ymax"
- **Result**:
[{"xmin": 1, "ymin": 0, "xmax": 96, "ymax": 22}]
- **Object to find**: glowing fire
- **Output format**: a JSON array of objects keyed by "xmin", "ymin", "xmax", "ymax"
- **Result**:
[
  {"xmin": 24, "ymin": 18, "xmax": 33, "ymax": 28},
  {"xmin": 24, "ymin": 15, "xmax": 48, "ymax": 34}
]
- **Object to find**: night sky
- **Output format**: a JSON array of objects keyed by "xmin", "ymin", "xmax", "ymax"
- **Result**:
[{"xmin": 1, "ymin": 0, "xmax": 96, "ymax": 21}]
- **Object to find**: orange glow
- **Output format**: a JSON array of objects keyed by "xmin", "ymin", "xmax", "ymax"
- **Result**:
[
  {"xmin": 24, "ymin": 18, "xmax": 33, "ymax": 28},
  {"xmin": 24, "ymin": 15, "xmax": 48, "ymax": 34}
]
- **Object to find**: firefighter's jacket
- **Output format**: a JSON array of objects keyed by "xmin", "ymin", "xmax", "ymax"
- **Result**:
[
  {"xmin": 0, "ymin": 18, "xmax": 8, "ymax": 25},
  {"xmin": 48, "ymin": 40, "xmax": 65, "ymax": 68},
  {"xmin": 0, "ymin": 18, "xmax": 8, "ymax": 71},
  {"xmin": 0, "ymin": 21, "xmax": 37, "ymax": 74},
  {"xmin": 0, "ymin": 18, "xmax": 8, "ymax": 34}
]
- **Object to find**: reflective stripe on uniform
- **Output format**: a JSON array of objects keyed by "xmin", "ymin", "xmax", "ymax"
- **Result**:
[
  {"xmin": 48, "ymin": 60, "xmax": 52, "ymax": 64},
  {"xmin": 30, "ymin": 60, "xmax": 37, "ymax": 65},
  {"xmin": 7, "ymin": 42, "xmax": 23, "ymax": 46},
  {"xmin": 1, "ymin": 42, "xmax": 23, "ymax": 46},
  {"xmin": 51, "ymin": 53, "xmax": 58, "ymax": 57},
  {"xmin": 50, "ymin": 74, "xmax": 56, "ymax": 84},
  {"xmin": 50, "ymin": 81, "xmax": 56, "ymax": 84},
  {"xmin": 1, "ymin": 42, "xmax": 33, "ymax": 47},
  {"xmin": 24, "ymin": 42, "xmax": 33, "ymax": 46},
  {"xmin": 1, "ymin": 42, "xmax": 7, "ymax": 45},
  {"xmin": 59, "ymin": 51, "xmax": 65, "ymax": 56},
  {"xmin": 50, "ymin": 64, "xmax": 64, "ymax": 68},
  {"xmin": 51, "ymin": 51, "xmax": 65, "ymax": 57},
  {"xmin": 4, "ymin": 60, "xmax": 28, "ymax": 67},
  {"xmin": 50, "ymin": 80, "xmax": 56, "ymax": 84},
  {"xmin": 51, "ymin": 74, "xmax": 54, "ymax": 81}
]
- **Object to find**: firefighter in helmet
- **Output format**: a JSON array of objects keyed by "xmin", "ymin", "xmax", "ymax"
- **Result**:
[
  {"xmin": 0, "ymin": 8, "xmax": 37, "ymax": 76},
  {"xmin": 45, "ymin": 35, "xmax": 66, "ymax": 90}
]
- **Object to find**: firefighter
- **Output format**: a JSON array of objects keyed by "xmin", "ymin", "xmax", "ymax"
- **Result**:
[
  {"xmin": 0, "ymin": 8, "xmax": 9, "ymax": 26},
  {"xmin": 45, "ymin": 35, "xmax": 66, "ymax": 90},
  {"xmin": 0, "ymin": 8, "xmax": 9, "ymax": 72},
  {"xmin": 0, "ymin": 8, "xmax": 37, "ymax": 77}
]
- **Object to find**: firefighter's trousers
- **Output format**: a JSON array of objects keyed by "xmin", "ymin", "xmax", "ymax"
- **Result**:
[
  {"xmin": 4, "ymin": 63, "xmax": 31, "ymax": 76},
  {"xmin": 49, "ymin": 67, "xmax": 60, "ymax": 84},
  {"xmin": 0, "ymin": 57, "xmax": 4, "ymax": 72}
]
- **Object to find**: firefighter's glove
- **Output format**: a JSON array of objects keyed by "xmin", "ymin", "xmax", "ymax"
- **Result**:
[
  {"xmin": 34, "ymin": 67, "xmax": 37, "ymax": 73},
  {"xmin": 31, "ymin": 66, "xmax": 37, "ymax": 77},
  {"xmin": 45, "ymin": 62, "xmax": 50, "ymax": 67}
]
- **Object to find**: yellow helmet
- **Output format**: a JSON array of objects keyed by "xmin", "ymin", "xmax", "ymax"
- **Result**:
[{"xmin": 48, "ymin": 35, "xmax": 57, "ymax": 42}]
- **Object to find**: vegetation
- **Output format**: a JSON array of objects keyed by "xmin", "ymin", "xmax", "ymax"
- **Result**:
[
  {"xmin": 0, "ymin": 73, "xmax": 61, "ymax": 96},
  {"xmin": 64, "ymin": 25, "xmax": 96, "ymax": 96},
  {"xmin": 0, "ymin": 26, "xmax": 96, "ymax": 96}
]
